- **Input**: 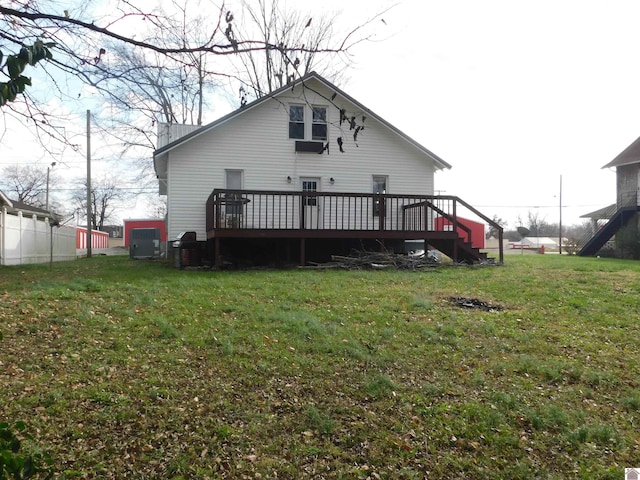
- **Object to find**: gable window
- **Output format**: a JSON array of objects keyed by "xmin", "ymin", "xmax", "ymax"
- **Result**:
[
  {"xmin": 372, "ymin": 175, "xmax": 387, "ymax": 217},
  {"xmin": 289, "ymin": 105, "xmax": 305, "ymax": 139},
  {"xmin": 312, "ymin": 106, "xmax": 327, "ymax": 140}
]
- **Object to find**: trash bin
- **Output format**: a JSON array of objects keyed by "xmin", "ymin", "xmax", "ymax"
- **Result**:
[{"xmin": 173, "ymin": 231, "xmax": 197, "ymax": 269}]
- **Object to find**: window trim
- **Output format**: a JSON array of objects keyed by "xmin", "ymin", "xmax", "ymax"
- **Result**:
[
  {"xmin": 289, "ymin": 104, "xmax": 305, "ymax": 140},
  {"xmin": 311, "ymin": 106, "xmax": 327, "ymax": 141},
  {"xmin": 288, "ymin": 104, "xmax": 328, "ymax": 141}
]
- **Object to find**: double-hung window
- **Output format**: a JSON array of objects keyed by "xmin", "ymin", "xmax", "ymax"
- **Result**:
[
  {"xmin": 312, "ymin": 106, "xmax": 327, "ymax": 141},
  {"xmin": 289, "ymin": 104, "xmax": 327, "ymax": 141},
  {"xmin": 289, "ymin": 105, "xmax": 305, "ymax": 139}
]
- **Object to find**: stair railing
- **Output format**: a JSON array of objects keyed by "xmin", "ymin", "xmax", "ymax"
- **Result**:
[{"xmin": 576, "ymin": 192, "xmax": 639, "ymax": 254}]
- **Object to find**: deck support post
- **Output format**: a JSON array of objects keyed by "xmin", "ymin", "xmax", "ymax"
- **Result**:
[
  {"xmin": 300, "ymin": 238, "xmax": 306, "ymax": 266},
  {"xmin": 215, "ymin": 237, "xmax": 221, "ymax": 269},
  {"xmin": 452, "ymin": 198, "xmax": 458, "ymax": 262}
]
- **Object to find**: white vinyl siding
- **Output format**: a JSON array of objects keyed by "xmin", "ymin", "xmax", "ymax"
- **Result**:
[{"xmin": 163, "ymin": 77, "xmax": 439, "ymax": 240}]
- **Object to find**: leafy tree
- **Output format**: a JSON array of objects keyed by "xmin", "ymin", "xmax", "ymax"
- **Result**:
[
  {"xmin": 0, "ymin": 421, "xmax": 53, "ymax": 479},
  {"xmin": 0, "ymin": 40, "xmax": 53, "ymax": 106}
]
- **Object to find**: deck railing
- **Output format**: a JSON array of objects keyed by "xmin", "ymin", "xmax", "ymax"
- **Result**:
[{"xmin": 206, "ymin": 189, "xmax": 504, "ymax": 262}]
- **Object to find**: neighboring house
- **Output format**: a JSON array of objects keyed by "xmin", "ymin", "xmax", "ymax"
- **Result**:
[
  {"xmin": 102, "ymin": 224, "xmax": 124, "ymax": 239},
  {"xmin": 102, "ymin": 224, "xmax": 124, "ymax": 248},
  {"xmin": 579, "ymin": 136, "xmax": 640, "ymax": 256},
  {"xmin": 580, "ymin": 204, "xmax": 615, "ymax": 233},
  {"xmin": 0, "ymin": 189, "xmax": 76, "ymax": 265},
  {"xmin": 154, "ymin": 72, "xmax": 502, "ymax": 266}
]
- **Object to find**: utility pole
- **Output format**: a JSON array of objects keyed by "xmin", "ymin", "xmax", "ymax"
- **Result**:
[
  {"xmin": 86, "ymin": 110, "xmax": 92, "ymax": 258},
  {"xmin": 45, "ymin": 161, "xmax": 56, "ymax": 211},
  {"xmin": 559, "ymin": 175, "xmax": 562, "ymax": 255}
]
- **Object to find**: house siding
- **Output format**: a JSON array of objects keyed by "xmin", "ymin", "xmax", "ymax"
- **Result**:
[
  {"xmin": 164, "ymin": 78, "xmax": 438, "ymax": 240},
  {"xmin": 616, "ymin": 163, "xmax": 639, "ymax": 206}
]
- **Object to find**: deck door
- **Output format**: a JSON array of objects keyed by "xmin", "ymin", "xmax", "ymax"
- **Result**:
[
  {"xmin": 225, "ymin": 170, "xmax": 244, "ymax": 227},
  {"xmin": 373, "ymin": 175, "xmax": 388, "ymax": 229},
  {"xmin": 301, "ymin": 177, "xmax": 321, "ymax": 229}
]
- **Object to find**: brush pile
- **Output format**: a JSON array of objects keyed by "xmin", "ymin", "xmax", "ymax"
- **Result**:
[{"xmin": 305, "ymin": 250, "xmax": 440, "ymax": 270}]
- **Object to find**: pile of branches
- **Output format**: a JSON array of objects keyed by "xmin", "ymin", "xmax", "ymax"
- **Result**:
[{"xmin": 306, "ymin": 250, "xmax": 440, "ymax": 270}]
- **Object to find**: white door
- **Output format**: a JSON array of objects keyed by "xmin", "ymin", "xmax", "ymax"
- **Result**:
[
  {"xmin": 225, "ymin": 170, "xmax": 243, "ymax": 227},
  {"xmin": 301, "ymin": 177, "xmax": 321, "ymax": 229}
]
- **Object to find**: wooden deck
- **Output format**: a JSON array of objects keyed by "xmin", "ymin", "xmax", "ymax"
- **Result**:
[{"xmin": 205, "ymin": 189, "xmax": 504, "ymax": 267}]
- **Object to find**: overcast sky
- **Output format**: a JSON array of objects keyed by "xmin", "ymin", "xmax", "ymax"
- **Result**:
[
  {"xmin": 3, "ymin": 0, "xmax": 640, "ymax": 228},
  {"xmin": 334, "ymin": 0, "xmax": 640, "ymax": 227}
]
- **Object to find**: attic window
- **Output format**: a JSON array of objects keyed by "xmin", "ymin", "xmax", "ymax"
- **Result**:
[
  {"xmin": 289, "ymin": 105, "xmax": 304, "ymax": 139},
  {"xmin": 312, "ymin": 106, "xmax": 327, "ymax": 140}
]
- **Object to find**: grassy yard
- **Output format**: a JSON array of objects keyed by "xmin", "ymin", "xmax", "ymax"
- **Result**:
[{"xmin": 1, "ymin": 255, "xmax": 639, "ymax": 479}]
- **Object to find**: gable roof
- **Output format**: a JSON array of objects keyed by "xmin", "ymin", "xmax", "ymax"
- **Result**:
[
  {"xmin": 153, "ymin": 71, "xmax": 452, "ymax": 172},
  {"xmin": 0, "ymin": 189, "xmax": 12, "ymax": 208},
  {"xmin": 0, "ymin": 189, "xmax": 52, "ymax": 218},
  {"xmin": 602, "ymin": 136, "xmax": 640, "ymax": 168},
  {"xmin": 580, "ymin": 203, "xmax": 616, "ymax": 220}
]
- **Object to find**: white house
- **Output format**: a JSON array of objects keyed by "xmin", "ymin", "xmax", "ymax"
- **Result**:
[{"xmin": 154, "ymin": 72, "xmax": 500, "ymax": 266}]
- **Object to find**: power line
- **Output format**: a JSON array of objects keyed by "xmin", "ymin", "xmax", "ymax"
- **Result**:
[{"xmin": 475, "ymin": 204, "xmax": 604, "ymax": 209}]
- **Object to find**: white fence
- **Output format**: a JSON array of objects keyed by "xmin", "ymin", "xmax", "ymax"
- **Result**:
[{"xmin": 0, "ymin": 208, "xmax": 77, "ymax": 266}]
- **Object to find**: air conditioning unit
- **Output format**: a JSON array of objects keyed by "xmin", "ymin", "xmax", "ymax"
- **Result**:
[
  {"xmin": 130, "ymin": 228, "xmax": 161, "ymax": 259},
  {"xmin": 295, "ymin": 141, "xmax": 324, "ymax": 153}
]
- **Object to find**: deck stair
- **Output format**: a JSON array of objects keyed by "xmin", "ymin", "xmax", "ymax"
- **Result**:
[{"xmin": 430, "ymin": 236, "xmax": 487, "ymax": 263}]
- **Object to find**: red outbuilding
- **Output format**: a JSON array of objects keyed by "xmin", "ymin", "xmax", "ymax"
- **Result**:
[
  {"xmin": 123, "ymin": 219, "xmax": 167, "ymax": 246},
  {"xmin": 434, "ymin": 216, "xmax": 485, "ymax": 249},
  {"xmin": 76, "ymin": 227, "xmax": 109, "ymax": 249}
]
